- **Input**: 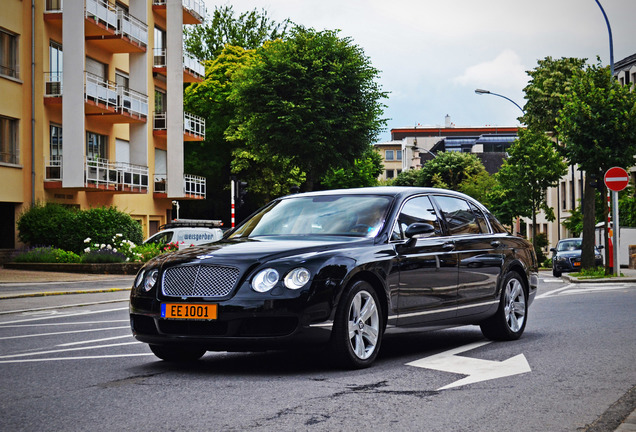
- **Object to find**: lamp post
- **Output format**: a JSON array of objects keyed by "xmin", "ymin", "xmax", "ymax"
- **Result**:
[
  {"xmin": 474, "ymin": 89, "xmax": 525, "ymax": 114},
  {"xmin": 594, "ymin": 0, "xmax": 618, "ymax": 275}
]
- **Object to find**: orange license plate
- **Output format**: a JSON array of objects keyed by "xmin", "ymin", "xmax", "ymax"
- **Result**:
[
  {"xmin": 161, "ymin": 303, "xmax": 217, "ymax": 320},
  {"xmin": 573, "ymin": 262, "xmax": 581, "ymax": 267}
]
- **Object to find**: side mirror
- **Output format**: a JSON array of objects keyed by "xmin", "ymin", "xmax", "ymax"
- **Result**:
[
  {"xmin": 597, "ymin": 245, "xmax": 604, "ymax": 250},
  {"xmin": 405, "ymin": 223, "xmax": 435, "ymax": 239},
  {"xmin": 550, "ymin": 247, "xmax": 557, "ymax": 253}
]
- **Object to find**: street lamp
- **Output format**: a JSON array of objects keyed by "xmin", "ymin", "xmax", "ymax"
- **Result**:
[{"xmin": 474, "ymin": 89, "xmax": 525, "ymax": 114}]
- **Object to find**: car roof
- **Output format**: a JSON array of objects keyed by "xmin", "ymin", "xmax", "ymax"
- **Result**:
[{"xmin": 280, "ymin": 186, "xmax": 474, "ymax": 202}]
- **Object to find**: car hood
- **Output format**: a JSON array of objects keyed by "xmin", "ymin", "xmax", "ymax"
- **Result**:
[
  {"xmin": 146, "ymin": 236, "xmax": 373, "ymax": 267},
  {"xmin": 556, "ymin": 251, "xmax": 581, "ymax": 259}
]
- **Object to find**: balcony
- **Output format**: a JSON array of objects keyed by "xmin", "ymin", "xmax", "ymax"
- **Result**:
[
  {"xmin": 154, "ymin": 173, "xmax": 206, "ymax": 199},
  {"xmin": 153, "ymin": 49, "xmax": 204, "ymax": 82},
  {"xmin": 44, "ymin": 0, "xmax": 147, "ymax": 53},
  {"xmin": 44, "ymin": 157, "xmax": 149, "ymax": 194},
  {"xmin": 84, "ymin": 72, "xmax": 148, "ymax": 122},
  {"xmin": 153, "ymin": 111, "xmax": 205, "ymax": 141},
  {"xmin": 44, "ymin": 72, "xmax": 63, "ymax": 106},
  {"xmin": 152, "ymin": 0, "xmax": 206, "ymax": 25}
]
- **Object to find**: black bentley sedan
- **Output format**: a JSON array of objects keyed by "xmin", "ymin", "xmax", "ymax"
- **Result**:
[{"xmin": 130, "ymin": 187, "xmax": 538, "ymax": 368}]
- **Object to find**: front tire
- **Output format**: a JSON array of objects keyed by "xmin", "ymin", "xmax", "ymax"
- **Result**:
[
  {"xmin": 330, "ymin": 280, "xmax": 383, "ymax": 369},
  {"xmin": 480, "ymin": 272, "xmax": 528, "ymax": 341},
  {"xmin": 149, "ymin": 344, "xmax": 206, "ymax": 362},
  {"xmin": 552, "ymin": 267, "xmax": 562, "ymax": 277}
]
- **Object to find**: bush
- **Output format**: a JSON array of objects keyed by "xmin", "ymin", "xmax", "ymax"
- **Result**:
[
  {"xmin": 13, "ymin": 246, "xmax": 81, "ymax": 263},
  {"xmin": 133, "ymin": 242, "xmax": 165, "ymax": 262},
  {"xmin": 17, "ymin": 203, "xmax": 143, "ymax": 254},
  {"xmin": 81, "ymin": 249, "xmax": 127, "ymax": 264}
]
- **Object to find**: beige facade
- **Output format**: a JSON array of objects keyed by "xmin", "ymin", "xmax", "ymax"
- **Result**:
[
  {"xmin": 373, "ymin": 141, "xmax": 403, "ymax": 181},
  {"xmin": 0, "ymin": 0, "xmax": 207, "ymax": 250}
]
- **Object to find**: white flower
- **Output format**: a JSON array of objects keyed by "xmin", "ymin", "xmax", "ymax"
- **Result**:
[
  {"xmin": 106, "ymin": 244, "xmax": 112, "ymax": 250},
  {"xmin": 100, "ymin": 244, "xmax": 106, "ymax": 249},
  {"xmin": 116, "ymin": 233, "xmax": 123, "ymax": 237},
  {"xmin": 113, "ymin": 248, "xmax": 117, "ymax": 252},
  {"xmin": 84, "ymin": 247, "xmax": 90, "ymax": 253},
  {"xmin": 94, "ymin": 243, "xmax": 99, "ymax": 248},
  {"xmin": 84, "ymin": 237, "xmax": 91, "ymax": 243}
]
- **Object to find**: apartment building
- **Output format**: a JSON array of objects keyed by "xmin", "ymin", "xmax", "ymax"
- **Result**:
[{"xmin": 0, "ymin": 0, "xmax": 207, "ymax": 251}]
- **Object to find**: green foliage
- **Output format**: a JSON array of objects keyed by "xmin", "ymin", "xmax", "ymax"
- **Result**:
[
  {"xmin": 81, "ymin": 249, "xmax": 126, "ymax": 264},
  {"xmin": 577, "ymin": 267, "xmax": 610, "ymax": 279},
  {"xmin": 619, "ymin": 186, "xmax": 636, "ymax": 227},
  {"xmin": 458, "ymin": 170, "xmax": 497, "ymax": 208},
  {"xmin": 14, "ymin": 247, "xmax": 81, "ymax": 263},
  {"xmin": 521, "ymin": 56, "xmax": 587, "ymax": 134},
  {"xmin": 533, "ymin": 232, "xmax": 549, "ymax": 264},
  {"xmin": 227, "ymin": 26, "xmax": 388, "ymax": 191},
  {"xmin": 562, "ymin": 205, "xmax": 584, "ymax": 237},
  {"xmin": 133, "ymin": 243, "xmax": 166, "ymax": 263},
  {"xmin": 391, "ymin": 169, "xmax": 420, "ymax": 186},
  {"xmin": 493, "ymin": 129, "xmax": 567, "ymax": 245},
  {"xmin": 419, "ymin": 152, "xmax": 487, "ymax": 190},
  {"xmin": 320, "ymin": 146, "xmax": 383, "ymax": 189},
  {"xmin": 17, "ymin": 203, "xmax": 143, "ymax": 254},
  {"xmin": 184, "ymin": 5, "xmax": 291, "ymax": 61}
]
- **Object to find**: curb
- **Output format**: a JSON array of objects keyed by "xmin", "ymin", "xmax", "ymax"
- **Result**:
[
  {"xmin": 4, "ymin": 262, "xmax": 143, "ymax": 275},
  {"xmin": 0, "ymin": 287, "xmax": 131, "ymax": 300}
]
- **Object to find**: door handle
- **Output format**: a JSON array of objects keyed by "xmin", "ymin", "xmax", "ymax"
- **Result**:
[
  {"xmin": 442, "ymin": 242, "xmax": 455, "ymax": 251},
  {"xmin": 491, "ymin": 240, "xmax": 501, "ymax": 248}
]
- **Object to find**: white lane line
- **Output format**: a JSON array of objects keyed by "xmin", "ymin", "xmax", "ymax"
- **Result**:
[
  {"xmin": 0, "ymin": 307, "xmax": 128, "ymax": 325},
  {"xmin": 0, "ymin": 326, "xmax": 129, "ymax": 340},
  {"xmin": 536, "ymin": 284, "xmax": 575, "ymax": 299},
  {"xmin": 0, "ymin": 353, "xmax": 155, "ymax": 364},
  {"xmin": 0, "ymin": 320, "xmax": 128, "ymax": 328},
  {"xmin": 57, "ymin": 335, "xmax": 133, "ymax": 347},
  {"xmin": 0, "ymin": 299, "xmax": 129, "ymax": 316},
  {"xmin": 0, "ymin": 341, "xmax": 142, "ymax": 359}
]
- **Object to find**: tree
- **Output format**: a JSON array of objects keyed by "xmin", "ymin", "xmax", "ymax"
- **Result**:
[
  {"xmin": 494, "ymin": 129, "xmax": 567, "ymax": 248},
  {"xmin": 227, "ymin": 26, "xmax": 388, "ymax": 191},
  {"xmin": 521, "ymin": 56, "xmax": 587, "ymax": 134},
  {"xmin": 184, "ymin": 5, "xmax": 291, "ymax": 61},
  {"xmin": 458, "ymin": 170, "xmax": 498, "ymax": 208},
  {"xmin": 556, "ymin": 62, "xmax": 636, "ymax": 269},
  {"xmin": 183, "ymin": 45, "xmax": 255, "ymax": 221},
  {"xmin": 419, "ymin": 152, "xmax": 487, "ymax": 190},
  {"xmin": 320, "ymin": 146, "xmax": 383, "ymax": 189}
]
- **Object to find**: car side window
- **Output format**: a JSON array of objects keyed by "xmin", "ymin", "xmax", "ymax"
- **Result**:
[
  {"xmin": 469, "ymin": 203, "xmax": 490, "ymax": 233},
  {"xmin": 392, "ymin": 196, "xmax": 442, "ymax": 241},
  {"xmin": 433, "ymin": 196, "xmax": 481, "ymax": 235}
]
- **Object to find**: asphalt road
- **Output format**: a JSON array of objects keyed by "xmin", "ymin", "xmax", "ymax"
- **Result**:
[{"xmin": 0, "ymin": 271, "xmax": 635, "ymax": 431}]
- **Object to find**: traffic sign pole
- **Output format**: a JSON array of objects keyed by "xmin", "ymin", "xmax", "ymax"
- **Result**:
[{"xmin": 604, "ymin": 167, "xmax": 629, "ymax": 276}]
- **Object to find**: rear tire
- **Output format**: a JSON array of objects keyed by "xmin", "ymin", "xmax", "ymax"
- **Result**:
[
  {"xmin": 330, "ymin": 280, "xmax": 383, "ymax": 369},
  {"xmin": 480, "ymin": 271, "xmax": 528, "ymax": 341},
  {"xmin": 149, "ymin": 344, "xmax": 206, "ymax": 362}
]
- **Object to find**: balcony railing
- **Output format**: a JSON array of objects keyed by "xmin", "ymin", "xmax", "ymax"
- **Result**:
[
  {"xmin": 44, "ymin": 72, "xmax": 63, "ymax": 96},
  {"xmin": 116, "ymin": 9, "xmax": 148, "ymax": 46},
  {"xmin": 86, "ymin": 157, "xmax": 148, "ymax": 191},
  {"xmin": 45, "ymin": 0, "xmax": 62, "ymax": 12},
  {"xmin": 117, "ymin": 86, "xmax": 149, "ymax": 118},
  {"xmin": 85, "ymin": 0, "xmax": 117, "ymax": 29},
  {"xmin": 153, "ymin": 49, "xmax": 205, "ymax": 78},
  {"xmin": 185, "ymin": 174, "xmax": 206, "ymax": 198},
  {"xmin": 85, "ymin": 72, "xmax": 118, "ymax": 109},
  {"xmin": 45, "ymin": 156, "xmax": 63, "ymax": 180},
  {"xmin": 153, "ymin": 0, "xmax": 206, "ymax": 22},
  {"xmin": 154, "ymin": 173, "xmax": 206, "ymax": 199},
  {"xmin": 153, "ymin": 111, "xmax": 205, "ymax": 139},
  {"xmin": 183, "ymin": 53, "xmax": 205, "ymax": 77}
]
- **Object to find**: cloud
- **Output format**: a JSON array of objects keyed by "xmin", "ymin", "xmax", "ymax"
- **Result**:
[{"xmin": 453, "ymin": 50, "xmax": 529, "ymax": 90}]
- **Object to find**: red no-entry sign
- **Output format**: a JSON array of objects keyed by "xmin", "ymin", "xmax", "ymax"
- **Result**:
[{"xmin": 604, "ymin": 166, "xmax": 629, "ymax": 192}]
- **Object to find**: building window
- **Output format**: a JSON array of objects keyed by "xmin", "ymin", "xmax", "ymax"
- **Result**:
[
  {"xmin": 385, "ymin": 150, "xmax": 394, "ymax": 161},
  {"xmin": 386, "ymin": 169, "xmax": 395, "ymax": 179},
  {"xmin": 115, "ymin": 70, "xmax": 129, "ymax": 90},
  {"xmin": 396, "ymin": 150, "xmax": 402, "ymax": 161},
  {"xmin": 0, "ymin": 28, "xmax": 18, "ymax": 79},
  {"xmin": 86, "ymin": 131, "xmax": 108, "ymax": 160},
  {"xmin": 561, "ymin": 182, "xmax": 566, "ymax": 210},
  {"xmin": 0, "ymin": 116, "xmax": 18, "ymax": 164},
  {"xmin": 154, "ymin": 27, "xmax": 166, "ymax": 66},
  {"xmin": 50, "ymin": 124, "xmax": 62, "ymax": 161},
  {"xmin": 155, "ymin": 89, "xmax": 166, "ymax": 112}
]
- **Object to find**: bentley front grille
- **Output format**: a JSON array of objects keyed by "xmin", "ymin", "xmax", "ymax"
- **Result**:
[{"xmin": 162, "ymin": 265, "xmax": 240, "ymax": 298}]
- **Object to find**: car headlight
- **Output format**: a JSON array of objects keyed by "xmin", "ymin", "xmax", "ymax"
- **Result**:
[
  {"xmin": 284, "ymin": 267, "xmax": 311, "ymax": 289},
  {"xmin": 252, "ymin": 268, "xmax": 280, "ymax": 292},
  {"xmin": 134, "ymin": 270, "xmax": 145, "ymax": 289},
  {"xmin": 143, "ymin": 269, "xmax": 159, "ymax": 292}
]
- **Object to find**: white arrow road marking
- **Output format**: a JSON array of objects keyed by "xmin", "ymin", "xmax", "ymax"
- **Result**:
[{"xmin": 406, "ymin": 341, "xmax": 531, "ymax": 390}]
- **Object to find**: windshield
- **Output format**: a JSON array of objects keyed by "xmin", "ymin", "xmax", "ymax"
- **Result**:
[
  {"xmin": 229, "ymin": 195, "xmax": 392, "ymax": 239},
  {"xmin": 557, "ymin": 239, "xmax": 582, "ymax": 252}
]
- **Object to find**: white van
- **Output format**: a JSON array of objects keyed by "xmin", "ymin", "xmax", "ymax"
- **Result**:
[{"xmin": 144, "ymin": 219, "xmax": 224, "ymax": 250}]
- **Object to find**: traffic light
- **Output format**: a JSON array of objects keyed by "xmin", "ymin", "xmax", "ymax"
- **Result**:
[{"xmin": 235, "ymin": 180, "xmax": 248, "ymax": 207}]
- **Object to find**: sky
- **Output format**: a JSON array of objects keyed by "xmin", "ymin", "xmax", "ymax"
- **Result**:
[{"xmin": 202, "ymin": 0, "xmax": 636, "ymax": 142}]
